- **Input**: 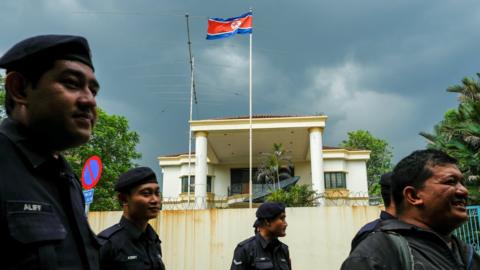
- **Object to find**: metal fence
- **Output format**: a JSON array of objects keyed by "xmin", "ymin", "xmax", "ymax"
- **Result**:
[
  {"xmin": 160, "ymin": 191, "xmax": 372, "ymax": 210},
  {"xmin": 454, "ymin": 205, "xmax": 480, "ymax": 253}
]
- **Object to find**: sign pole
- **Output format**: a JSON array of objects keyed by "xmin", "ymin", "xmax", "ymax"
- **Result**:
[{"xmin": 81, "ymin": 155, "xmax": 102, "ymax": 215}]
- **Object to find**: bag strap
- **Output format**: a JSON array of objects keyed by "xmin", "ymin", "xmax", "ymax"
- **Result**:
[
  {"xmin": 385, "ymin": 231, "xmax": 414, "ymax": 270},
  {"xmin": 466, "ymin": 244, "xmax": 474, "ymax": 270}
]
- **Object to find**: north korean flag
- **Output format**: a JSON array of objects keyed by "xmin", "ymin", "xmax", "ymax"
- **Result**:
[{"xmin": 206, "ymin": 12, "xmax": 252, "ymax": 40}]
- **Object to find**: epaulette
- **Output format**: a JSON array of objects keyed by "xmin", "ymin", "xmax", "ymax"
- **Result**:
[
  {"xmin": 237, "ymin": 236, "xmax": 255, "ymax": 247},
  {"xmin": 98, "ymin": 224, "xmax": 123, "ymax": 240}
]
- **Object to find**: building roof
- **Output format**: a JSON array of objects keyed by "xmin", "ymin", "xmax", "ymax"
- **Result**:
[
  {"xmin": 161, "ymin": 146, "xmax": 345, "ymax": 158},
  {"xmin": 211, "ymin": 114, "xmax": 324, "ymax": 120}
]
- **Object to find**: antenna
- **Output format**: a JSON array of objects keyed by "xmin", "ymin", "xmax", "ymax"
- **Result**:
[
  {"xmin": 185, "ymin": 13, "xmax": 195, "ymax": 208},
  {"xmin": 186, "ymin": 14, "xmax": 197, "ymax": 104}
]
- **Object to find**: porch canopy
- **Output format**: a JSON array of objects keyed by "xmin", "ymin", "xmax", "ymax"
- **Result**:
[{"xmin": 190, "ymin": 115, "xmax": 328, "ymax": 165}]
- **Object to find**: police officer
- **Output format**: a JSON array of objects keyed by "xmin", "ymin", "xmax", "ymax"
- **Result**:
[
  {"xmin": 98, "ymin": 167, "xmax": 166, "ymax": 270},
  {"xmin": 350, "ymin": 172, "xmax": 396, "ymax": 251},
  {"xmin": 0, "ymin": 35, "xmax": 100, "ymax": 269},
  {"xmin": 231, "ymin": 202, "xmax": 291, "ymax": 270}
]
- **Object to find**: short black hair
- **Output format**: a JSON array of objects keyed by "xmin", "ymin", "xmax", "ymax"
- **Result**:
[
  {"xmin": 391, "ymin": 149, "xmax": 457, "ymax": 213},
  {"xmin": 5, "ymin": 61, "xmax": 56, "ymax": 115},
  {"xmin": 1, "ymin": 35, "xmax": 93, "ymax": 116},
  {"xmin": 380, "ymin": 172, "xmax": 393, "ymax": 207}
]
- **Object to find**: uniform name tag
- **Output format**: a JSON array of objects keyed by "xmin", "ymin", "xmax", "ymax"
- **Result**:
[
  {"xmin": 7, "ymin": 201, "xmax": 52, "ymax": 213},
  {"xmin": 23, "ymin": 204, "xmax": 42, "ymax": 211},
  {"xmin": 127, "ymin": 255, "xmax": 138, "ymax": 260}
]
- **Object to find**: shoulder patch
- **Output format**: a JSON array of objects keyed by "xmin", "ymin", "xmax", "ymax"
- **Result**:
[
  {"xmin": 237, "ymin": 236, "xmax": 255, "ymax": 247},
  {"xmin": 98, "ymin": 224, "xmax": 122, "ymax": 240}
]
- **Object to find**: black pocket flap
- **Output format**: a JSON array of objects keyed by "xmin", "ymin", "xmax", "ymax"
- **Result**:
[
  {"xmin": 254, "ymin": 257, "xmax": 274, "ymax": 269},
  {"xmin": 8, "ymin": 211, "xmax": 67, "ymax": 244}
]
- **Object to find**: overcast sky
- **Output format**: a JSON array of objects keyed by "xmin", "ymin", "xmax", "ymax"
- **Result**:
[{"xmin": 2, "ymin": 0, "xmax": 480, "ymax": 185}]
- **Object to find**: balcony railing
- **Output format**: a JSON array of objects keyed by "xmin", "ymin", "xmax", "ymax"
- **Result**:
[{"xmin": 228, "ymin": 183, "xmax": 273, "ymax": 196}]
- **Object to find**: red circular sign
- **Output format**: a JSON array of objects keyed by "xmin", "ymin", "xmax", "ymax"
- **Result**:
[{"xmin": 81, "ymin": 155, "xmax": 102, "ymax": 189}]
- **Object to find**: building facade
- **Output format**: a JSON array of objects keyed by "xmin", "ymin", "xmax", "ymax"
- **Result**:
[{"xmin": 158, "ymin": 115, "xmax": 370, "ymax": 209}]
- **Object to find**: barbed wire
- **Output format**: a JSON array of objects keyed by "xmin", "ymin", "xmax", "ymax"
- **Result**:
[{"xmin": 160, "ymin": 191, "xmax": 379, "ymax": 210}]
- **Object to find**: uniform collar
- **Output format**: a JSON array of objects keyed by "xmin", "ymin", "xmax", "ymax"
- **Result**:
[
  {"xmin": 255, "ymin": 233, "xmax": 280, "ymax": 250},
  {"xmin": 379, "ymin": 210, "xmax": 396, "ymax": 220},
  {"xmin": 120, "ymin": 216, "xmax": 159, "ymax": 242},
  {"xmin": 380, "ymin": 218, "xmax": 451, "ymax": 240},
  {"xmin": 0, "ymin": 118, "xmax": 52, "ymax": 168}
]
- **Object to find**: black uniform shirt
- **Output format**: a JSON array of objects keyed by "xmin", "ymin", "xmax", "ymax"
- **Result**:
[
  {"xmin": 0, "ymin": 118, "xmax": 100, "ymax": 269},
  {"xmin": 98, "ymin": 216, "xmax": 166, "ymax": 270},
  {"xmin": 350, "ymin": 210, "xmax": 396, "ymax": 252},
  {"xmin": 231, "ymin": 234, "xmax": 291, "ymax": 270}
]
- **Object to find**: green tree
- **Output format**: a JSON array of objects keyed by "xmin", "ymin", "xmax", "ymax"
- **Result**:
[
  {"xmin": 340, "ymin": 130, "xmax": 393, "ymax": 195},
  {"xmin": 266, "ymin": 184, "xmax": 318, "ymax": 207},
  {"xmin": 64, "ymin": 108, "xmax": 141, "ymax": 211},
  {"xmin": 256, "ymin": 143, "xmax": 292, "ymax": 190}
]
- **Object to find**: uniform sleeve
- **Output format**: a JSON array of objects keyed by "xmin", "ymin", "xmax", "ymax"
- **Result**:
[
  {"xmin": 286, "ymin": 245, "xmax": 292, "ymax": 269},
  {"xmin": 230, "ymin": 245, "xmax": 248, "ymax": 270},
  {"xmin": 99, "ymin": 240, "xmax": 114, "ymax": 270}
]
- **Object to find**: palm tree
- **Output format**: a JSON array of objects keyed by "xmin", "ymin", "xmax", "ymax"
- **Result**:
[
  {"xmin": 447, "ymin": 73, "xmax": 480, "ymax": 103},
  {"xmin": 256, "ymin": 143, "xmax": 293, "ymax": 190},
  {"xmin": 420, "ymin": 101, "xmax": 480, "ymax": 182}
]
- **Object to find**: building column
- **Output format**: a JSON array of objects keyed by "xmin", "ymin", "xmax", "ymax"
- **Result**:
[
  {"xmin": 309, "ymin": 127, "xmax": 324, "ymax": 204},
  {"xmin": 194, "ymin": 131, "xmax": 208, "ymax": 209}
]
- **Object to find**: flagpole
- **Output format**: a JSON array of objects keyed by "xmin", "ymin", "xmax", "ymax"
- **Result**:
[{"xmin": 248, "ymin": 8, "xmax": 253, "ymax": 209}]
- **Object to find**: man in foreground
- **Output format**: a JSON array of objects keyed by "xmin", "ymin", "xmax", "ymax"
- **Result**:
[
  {"xmin": 0, "ymin": 35, "xmax": 100, "ymax": 269},
  {"xmin": 350, "ymin": 172, "xmax": 396, "ymax": 251},
  {"xmin": 342, "ymin": 149, "xmax": 479, "ymax": 269}
]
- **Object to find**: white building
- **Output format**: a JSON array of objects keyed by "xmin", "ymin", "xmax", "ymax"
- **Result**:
[{"xmin": 158, "ymin": 115, "xmax": 370, "ymax": 209}]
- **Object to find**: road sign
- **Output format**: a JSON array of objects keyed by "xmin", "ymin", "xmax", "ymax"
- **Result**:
[
  {"xmin": 83, "ymin": 189, "xmax": 95, "ymax": 204},
  {"xmin": 81, "ymin": 155, "xmax": 102, "ymax": 190}
]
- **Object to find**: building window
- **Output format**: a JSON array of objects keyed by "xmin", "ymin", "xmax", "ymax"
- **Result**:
[
  {"xmin": 181, "ymin": 176, "xmax": 212, "ymax": 193},
  {"xmin": 324, "ymin": 172, "xmax": 346, "ymax": 189}
]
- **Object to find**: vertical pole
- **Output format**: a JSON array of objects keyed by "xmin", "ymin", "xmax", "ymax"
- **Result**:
[
  {"xmin": 85, "ymin": 204, "xmax": 90, "ymax": 216},
  {"xmin": 185, "ymin": 14, "xmax": 195, "ymax": 207},
  {"xmin": 187, "ymin": 57, "xmax": 194, "ymax": 207},
  {"xmin": 249, "ymin": 8, "xmax": 253, "ymax": 208}
]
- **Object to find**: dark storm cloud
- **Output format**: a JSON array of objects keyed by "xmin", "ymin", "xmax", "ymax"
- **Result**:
[{"xmin": 2, "ymin": 0, "xmax": 480, "ymax": 186}]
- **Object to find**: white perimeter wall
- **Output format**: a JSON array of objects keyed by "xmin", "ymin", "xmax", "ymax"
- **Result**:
[{"xmin": 89, "ymin": 206, "xmax": 381, "ymax": 270}]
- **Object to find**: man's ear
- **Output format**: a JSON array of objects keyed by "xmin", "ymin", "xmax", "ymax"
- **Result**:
[
  {"xmin": 118, "ymin": 193, "xmax": 128, "ymax": 205},
  {"xmin": 5, "ymin": 72, "xmax": 28, "ymax": 106},
  {"xmin": 403, "ymin": 186, "xmax": 423, "ymax": 206}
]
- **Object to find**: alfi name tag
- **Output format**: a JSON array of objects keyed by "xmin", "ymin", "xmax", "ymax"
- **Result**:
[{"xmin": 7, "ymin": 201, "xmax": 53, "ymax": 213}]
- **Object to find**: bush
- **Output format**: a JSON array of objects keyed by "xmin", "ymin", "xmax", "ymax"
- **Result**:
[{"xmin": 266, "ymin": 184, "xmax": 318, "ymax": 207}]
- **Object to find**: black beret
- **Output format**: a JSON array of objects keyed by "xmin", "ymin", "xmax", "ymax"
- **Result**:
[
  {"xmin": 115, "ymin": 167, "xmax": 157, "ymax": 192},
  {"xmin": 256, "ymin": 202, "xmax": 286, "ymax": 220},
  {"xmin": 0, "ymin": 34, "xmax": 94, "ymax": 71},
  {"xmin": 379, "ymin": 172, "xmax": 393, "ymax": 188}
]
